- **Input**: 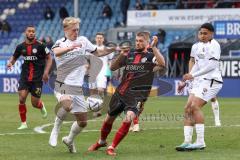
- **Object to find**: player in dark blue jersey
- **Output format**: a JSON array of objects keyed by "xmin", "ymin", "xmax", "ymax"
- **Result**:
[
  {"xmin": 88, "ymin": 31, "xmax": 165, "ymax": 156},
  {"xmin": 7, "ymin": 26, "xmax": 52, "ymax": 129}
]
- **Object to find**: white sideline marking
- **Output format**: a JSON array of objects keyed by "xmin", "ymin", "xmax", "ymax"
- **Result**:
[{"xmin": 0, "ymin": 124, "xmax": 240, "ymax": 136}]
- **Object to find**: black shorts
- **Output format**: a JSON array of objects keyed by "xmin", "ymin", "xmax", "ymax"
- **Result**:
[
  {"xmin": 108, "ymin": 91, "xmax": 142, "ymax": 116},
  {"xmin": 18, "ymin": 81, "xmax": 43, "ymax": 98}
]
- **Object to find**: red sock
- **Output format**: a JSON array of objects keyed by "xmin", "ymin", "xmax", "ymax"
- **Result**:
[
  {"xmin": 133, "ymin": 116, "xmax": 139, "ymax": 125},
  {"xmin": 111, "ymin": 122, "xmax": 131, "ymax": 148},
  {"xmin": 100, "ymin": 121, "xmax": 113, "ymax": 141},
  {"xmin": 19, "ymin": 104, "xmax": 27, "ymax": 123},
  {"xmin": 36, "ymin": 100, "xmax": 43, "ymax": 109}
]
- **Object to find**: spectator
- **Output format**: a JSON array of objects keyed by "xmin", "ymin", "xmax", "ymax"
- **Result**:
[
  {"xmin": 44, "ymin": 6, "xmax": 55, "ymax": 20},
  {"xmin": 135, "ymin": 0, "xmax": 144, "ymax": 10},
  {"xmin": 45, "ymin": 36, "xmax": 54, "ymax": 49},
  {"xmin": 59, "ymin": 6, "xmax": 69, "ymax": 20},
  {"xmin": 1, "ymin": 20, "xmax": 11, "ymax": 36},
  {"xmin": 157, "ymin": 28, "xmax": 166, "ymax": 44},
  {"xmin": 102, "ymin": 2, "xmax": 112, "ymax": 19},
  {"xmin": 120, "ymin": 0, "xmax": 130, "ymax": 26}
]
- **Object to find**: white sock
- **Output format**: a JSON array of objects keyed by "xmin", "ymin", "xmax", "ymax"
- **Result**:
[
  {"xmin": 184, "ymin": 126, "xmax": 193, "ymax": 143},
  {"xmin": 68, "ymin": 121, "xmax": 83, "ymax": 143},
  {"xmin": 52, "ymin": 117, "xmax": 63, "ymax": 133},
  {"xmin": 211, "ymin": 100, "xmax": 220, "ymax": 123},
  {"xmin": 195, "ymin": 124, "xmax": 205, "ymax": 144},
  {"xmin": 52, "ymin": 107, "xmax": 68, "ymax": 132}
]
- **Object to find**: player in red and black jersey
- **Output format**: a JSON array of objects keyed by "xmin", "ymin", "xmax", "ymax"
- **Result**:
[
  {"xmin": 88, "ymin": 31, "xmax": 165, "ymax": 156},
  {"xmin": 7, "ymin": 26, "xmax": 52, "ymax": 130}
]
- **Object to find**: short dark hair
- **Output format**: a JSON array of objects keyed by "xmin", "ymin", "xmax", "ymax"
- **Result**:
[
  {"xmin": 96, "ymin": 32, "xmax": 105, "ymax": 37},
  {"xmin": 136, "ymin": 31, "xmax": 150, "ymax": 41},
  {"xmin": 200, "ymin": 23, "xmax": 214, "ymax": 32}
]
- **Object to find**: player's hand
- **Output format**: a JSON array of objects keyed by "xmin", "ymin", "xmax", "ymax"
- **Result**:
[
  {"xmin": 119, "ymin": 47, "xmax": 130, "ymax": 56},
  {"xmin": 183, "ymin": 73, "xmax": 193, "ymax": 81},
  {"xmin": 42, "ymin": 73, "xmax": 49, "ymax": 83},
  {"xmin": 177, "ymin": 81, "xmax": 186, "ymax": 93},
  {"xmin": 6, "ymin": 62, "xmax": 13, "ymax": 70},
  {"xmin": 151, "ymin": 36, "xmax": 158, "ymax": 48}
]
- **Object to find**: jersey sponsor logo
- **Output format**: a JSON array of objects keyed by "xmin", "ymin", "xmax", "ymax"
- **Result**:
[
  {"xmin": 62, "ymin": 50, "xmax": 85, "ymax": 58},
  {"xmin": 23, "ymin": 56, "xmax": 38, "ymax": 61},
  {"xmin": 125, "ymin": 64, "xmax": 145, "ymax": 71},
  {"xmin": 197, "ymin": 53, "xmax": 205, "ymax": 59}
]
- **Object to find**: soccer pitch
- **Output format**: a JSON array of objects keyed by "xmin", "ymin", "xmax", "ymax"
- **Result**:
[{"xmin": 0, "ymin": 94, "xmax": 240, "ymax": 160}]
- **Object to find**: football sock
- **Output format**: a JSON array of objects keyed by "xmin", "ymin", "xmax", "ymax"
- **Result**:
[
  {"xmin": 19, "ymin": 104, "xmax": 27, "ymax": 123},
  {"xmin": 111, "ymin": 122, "xmax": 131, "ymax": 148}
]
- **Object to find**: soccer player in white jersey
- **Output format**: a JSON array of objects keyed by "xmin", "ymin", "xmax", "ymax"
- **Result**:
[
  {"xmin": 188, "ymin": 58, "xmax": 221, "ymax": 127},
  {"xmin": 48, "ymin": 17, "xmax": 115, "ymax": 153},
  {"xmin": 176, "ymin": 23, "xmax": 223, "ymax": 151}
]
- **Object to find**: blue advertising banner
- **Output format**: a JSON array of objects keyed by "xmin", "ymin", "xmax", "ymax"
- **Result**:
[
  {"xmin": 214, "ymin": 20, "xmax": 240, "ymax": 39},
  {"xmin": 0, "ymin": 76, "xmax": 239, "ymax": 97}
]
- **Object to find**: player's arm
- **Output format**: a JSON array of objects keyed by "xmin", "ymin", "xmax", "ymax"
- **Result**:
[
  {"xmin": 188, "ymin": 57, "xmax": 195, "ymax": 72},
  {"xmin": 7, "ymin": 45, "xmax": 21, "ymax": 70},
  {"xmin": 151, "ymin": 36, "xmax": 165, "ymax": 67},
  {"xmin": 110, "ymin": 49, "xmax": 128, "ymax": 71},
  {"xmin": 52, "ymin": 44, "xmax": 80, "ymax": 57},
  {"xmin": 42, "ymin": 47, "xmax": 52, "ymax": 83},
  {"xmin": 92, "ymin": 46, "xmax": 116, "ymax": 57}
]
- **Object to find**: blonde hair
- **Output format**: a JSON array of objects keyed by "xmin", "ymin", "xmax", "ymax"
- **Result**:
[{"xmin": 62, "ymin": 17, "xmax": 81, "ymax": 29}]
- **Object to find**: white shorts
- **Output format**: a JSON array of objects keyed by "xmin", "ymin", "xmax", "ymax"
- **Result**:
[
  {"xmin": 187, "ymin": 80, "xmax": 198, "ymax": 94},
  {"xmin": 96, "ymin": 74, "xmax": 107, "ymax": 89},
  {"xmin": 191, "ymin": 79, "xmax": 222, "ymax": 102},
  {"xmin": 54, "ymin": 91, "xmax": 88, "ymax": 113}
]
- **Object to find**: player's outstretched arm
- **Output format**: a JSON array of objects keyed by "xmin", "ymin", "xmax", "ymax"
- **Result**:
[
  {"xmin": 110, "ymin": 49, "xmax": 128, "ymax": 71},
  {"xmin": 151, "ymin": 36, "xmax": 165, "ymax": 67},
  {"xmin": 93, "ymin": 46, "xmax": 116, "ymax": 57},
  {"xmin": 52, "ymin": 44, "xmax": 81, "ymax": 57}
]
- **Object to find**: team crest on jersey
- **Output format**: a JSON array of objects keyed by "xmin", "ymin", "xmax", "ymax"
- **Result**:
[
  {"xmin": 202, "ymin": 88, "xmax": 208, "ymax": 95},
  {"xmin": 32, "ymin": 48, "xmax": 37, "ymax": 54},
  {"xmin": 141, "ymin": 57, "xmax": 147, "ymax": 63}
]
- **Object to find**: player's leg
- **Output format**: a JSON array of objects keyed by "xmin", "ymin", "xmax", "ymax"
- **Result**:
[
  {"xmin": 176, "ymin": 94, "xmax": 194, "ymax": 151},
  {"xmin": 88, "ymin": 92, "xmax": 121, "ymax": 151},
  {"xmin": 88, "ymin": 114, "xmax": 117, "ymax": 151},
  {"xmin": 62, "ymin": 112, "xmax": 87, "ymax": 153},
  {"xmin": 30, "ymin": 81, "xmax": 47, "ymax": 118},
  {"xmin": 49, "ymin": 95, "xmax": 71, "ymax": 147},
  {"xmin": 131, "ymin": 101, "xmax": 144, "ymax": 132},
  {"xmin": 17, "ymin": 87, "xmax": 29, "ymax": 130},
  {"xmin": 185, "ymin": 96, "xmax": 207, "ymax": 150},
  {"xmin": 186, "ymin": 81, "xmax": 222, "ymax": 150},
  {"xmin": 211, "ymin": 97, "xmax": 221, "ymax": 126},
  {"xmin": 106, "ymin": 110, "xmax": 136, "ymax": 156}
]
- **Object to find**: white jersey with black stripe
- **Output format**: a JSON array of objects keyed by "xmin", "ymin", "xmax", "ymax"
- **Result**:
[
  {"xmin": 52, "ymin": 36, "xmax": 97, "ymax": 87},
  {"xmin": 192, "ymin": 39, "xmax": 222, "ymax": 82}
]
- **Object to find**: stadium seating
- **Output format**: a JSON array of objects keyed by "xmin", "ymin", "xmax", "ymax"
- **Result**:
[{"xmin": 0, "ymin": 0, "xmax": 195, "ymax": 55}]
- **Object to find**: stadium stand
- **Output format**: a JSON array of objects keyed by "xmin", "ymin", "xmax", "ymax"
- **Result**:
[{"xmin": 1, "ymin": 0, "xmax": 239, "ymax": 56}]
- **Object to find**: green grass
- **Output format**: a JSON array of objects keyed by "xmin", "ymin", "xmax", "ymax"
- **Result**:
[{"xmin": 0, "ymin": 94, "xmax": 240, "ymax": 160}]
